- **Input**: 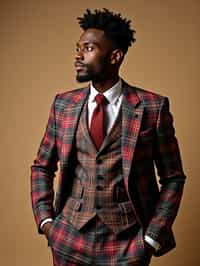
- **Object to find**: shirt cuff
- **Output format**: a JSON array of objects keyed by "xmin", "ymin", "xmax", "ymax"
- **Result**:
[
  {"xmin": 145, "ymin": 235, "xmax": 161, "ymax": 252},
  {"xmin": 40, "ymin": 218, "xmax": 53, "ymax": 230}
]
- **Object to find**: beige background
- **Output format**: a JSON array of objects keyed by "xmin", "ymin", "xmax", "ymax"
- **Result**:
[{"xmin": 0, "ymin": 0, "xmax": 199, "ymax": 265}]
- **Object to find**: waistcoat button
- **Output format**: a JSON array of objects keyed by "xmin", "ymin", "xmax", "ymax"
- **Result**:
[
  {"xmin": 97, "ymin": 175, "xmax": 104, "ymax": 180},
  {"xmin": 96, "ymin": 159, "xmax": 102, "ymax": 164},
  {"xmin": 96, "ymin": 185, "xmax": 104, "ymax": 191}
]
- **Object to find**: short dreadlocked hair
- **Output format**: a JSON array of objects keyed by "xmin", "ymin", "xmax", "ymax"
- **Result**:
[{"xmin": 77, "ymin": 8, "xmax": 136, "ymax": 54}]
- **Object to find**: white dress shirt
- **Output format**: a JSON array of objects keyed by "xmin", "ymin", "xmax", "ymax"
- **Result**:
[{"xmin": 88, "ymin": 79, "xmax": 123, "ymax": 134}]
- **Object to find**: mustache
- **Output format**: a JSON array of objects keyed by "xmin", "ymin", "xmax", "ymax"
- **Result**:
[{"xmin": 74, "ymin": 61, "xmax": 86, "ymax": 67}]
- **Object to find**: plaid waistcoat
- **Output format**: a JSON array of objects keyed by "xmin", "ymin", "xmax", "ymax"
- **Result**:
[{"xmin": 61, "ymin": 101, "xmax": 138, "ymax": 234}]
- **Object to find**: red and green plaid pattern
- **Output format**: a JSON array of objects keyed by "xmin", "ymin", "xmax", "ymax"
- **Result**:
[
  {"xmin": 49, "ymin": 215, "xmax": 152, "ymax": 265},
  {"xmin": 31, "ymin": 80, "xmax": 186, "ymax": 257}
]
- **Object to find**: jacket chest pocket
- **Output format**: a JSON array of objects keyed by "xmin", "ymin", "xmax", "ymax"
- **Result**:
[
  {"xmin": 139, "ymin": 127, "xmax": 154, "ymax": 140},
  {"xmin": 138, "ymin": 127, "xmax": 155, "ymax": 144}
]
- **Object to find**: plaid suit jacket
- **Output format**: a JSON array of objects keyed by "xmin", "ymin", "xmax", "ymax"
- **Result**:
[{"xmin": 31, "ymin": 80, "xmax": 186, "ymax": 256}]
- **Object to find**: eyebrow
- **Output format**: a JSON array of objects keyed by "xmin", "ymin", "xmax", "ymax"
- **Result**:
[{"xmin": 76, "ymin": 41, "xmax": 99, "ymax": 47}]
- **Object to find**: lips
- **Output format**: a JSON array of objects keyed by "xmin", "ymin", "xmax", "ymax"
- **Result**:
[{"xmin": 75, "ymin": 61, "xmax": 86, "ymax": 71}]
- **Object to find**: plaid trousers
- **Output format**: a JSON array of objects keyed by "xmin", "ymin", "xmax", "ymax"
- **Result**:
[{"xmin": 49, "ymin": 214, "xmax": 152, "ymax": 266}]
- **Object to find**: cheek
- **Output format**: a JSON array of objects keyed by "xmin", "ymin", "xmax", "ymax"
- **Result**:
[
  {"xmin": 85, "ymin": 60, "xmax": 102, "ymax": 74},
  {"xmin": 85, "ymin": 53, "xmax": 109, "ymax": 69},
  {"xmin": 93, "ymin": 57, "xmax": 109, "ymax": 73}
]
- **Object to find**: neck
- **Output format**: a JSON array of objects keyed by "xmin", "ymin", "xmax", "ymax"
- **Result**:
[{"xmin": 92, "ymin": 75, "xmax": 120, "ymax": 93}]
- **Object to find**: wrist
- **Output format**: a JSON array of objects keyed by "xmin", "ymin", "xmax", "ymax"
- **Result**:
[
  {"xmin": 144, "ymin": 235, "xmax": 161, "ymax": 252},
  {"xmin": 40, "ymin": 218, "xmax": 53, "ymax": 229},
  {"xmin": 145, "ymin": 241, "xmax": 155, "ymax": 252},
  {"xmin": 42, "ymin": 222, "xmax": 53, "ymax": 236}
]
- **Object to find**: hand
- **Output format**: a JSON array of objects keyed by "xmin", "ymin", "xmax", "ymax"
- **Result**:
[
  {"xmin": 42, "ymin": 222, "xmax": 53, "ymax": 239},
  {"xmin": 144, "ymin": 242, "xmax": 155, "ymax": 257}
]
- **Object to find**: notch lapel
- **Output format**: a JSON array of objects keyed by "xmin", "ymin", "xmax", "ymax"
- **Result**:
[
  {"xmin": 61, "ymin": 88, "xmax": 90, "ymax": 168},
  {"xmin": 122, "ymin": 83, "xmax": 144, "ymax": 191}
]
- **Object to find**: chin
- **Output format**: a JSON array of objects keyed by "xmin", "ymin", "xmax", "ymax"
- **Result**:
[{"xmin": 76, "ymin": 74, "xmax": 92, "ymax": 83}]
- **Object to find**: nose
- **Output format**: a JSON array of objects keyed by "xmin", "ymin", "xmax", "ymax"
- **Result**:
[{"xmin": 75, "ymin": 49, "xmax": 84, "ymax": 61}]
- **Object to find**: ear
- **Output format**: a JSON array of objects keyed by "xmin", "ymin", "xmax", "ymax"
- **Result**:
[{"xmin": 110, "ymin": 49, "xmax": 124, "ymax": 65}]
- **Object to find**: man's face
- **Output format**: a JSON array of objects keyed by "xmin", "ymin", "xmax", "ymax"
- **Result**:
[{"xmin": 75, "ymin": 28, "xmax": 114, "ymax": 83}]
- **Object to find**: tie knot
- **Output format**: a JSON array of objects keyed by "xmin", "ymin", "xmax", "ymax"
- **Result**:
[{"xmin": 95, "ymin": 94, "xmax": 107, "ymax": 105}]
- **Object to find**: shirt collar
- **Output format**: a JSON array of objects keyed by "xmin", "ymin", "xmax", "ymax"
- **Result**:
[{"xmin": 89, "ymin": 79, "xmax": 122, "ymax": 105}]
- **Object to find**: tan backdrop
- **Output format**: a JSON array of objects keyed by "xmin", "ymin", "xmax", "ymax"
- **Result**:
[{"xmin": 1, "ymin": 0, "xmax": 199, "ymax": 265}]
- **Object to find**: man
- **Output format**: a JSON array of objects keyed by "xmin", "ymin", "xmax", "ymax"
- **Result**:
[{"xmin": 31, "ymin": 8, "xmax": 186, "ymax": 266}]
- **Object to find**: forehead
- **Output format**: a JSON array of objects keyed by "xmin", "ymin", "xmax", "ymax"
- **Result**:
[{"xmin": 78, "ymin": 28, "xmax": 109, "ymax": 45}]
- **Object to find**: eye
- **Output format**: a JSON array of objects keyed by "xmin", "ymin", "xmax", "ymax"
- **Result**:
[{"xmin": 85, "ymin": 46, "xmax": 93, "ymax": 52}]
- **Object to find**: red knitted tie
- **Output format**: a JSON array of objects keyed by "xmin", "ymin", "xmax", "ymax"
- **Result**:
[{"xmin": 90, "ymin": 94, "xmax": 107, "ymax": 150}]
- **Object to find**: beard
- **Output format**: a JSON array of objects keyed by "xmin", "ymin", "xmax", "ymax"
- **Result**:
[
  {"xmin": 76, "ymin": 69, "xmax": 108, "ymax": 83},
  {"xmin": 76, "ymin": 58, "xmax": 109, "ymax": 83},
  {"xmin": 76, "ymin": 73, "xmax": 92, "ymax": 83}
]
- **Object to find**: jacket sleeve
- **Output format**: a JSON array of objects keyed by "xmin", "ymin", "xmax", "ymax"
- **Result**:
[
  {"xmin": 30, "ymin": 95, "xmax": 59, "ymax": 233},
  {"xmin": 145, "ymin": 97, "xmax": 186, "ymax": 252}
]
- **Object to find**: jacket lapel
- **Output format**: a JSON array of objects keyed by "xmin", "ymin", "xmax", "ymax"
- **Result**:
[
  {"xmin": 61, "ymin": 87, "xmax": 90, "ymax": 168},
  {"xmin": 122, "ymin": 82, "xmax": 144, "ymax": 190}
]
